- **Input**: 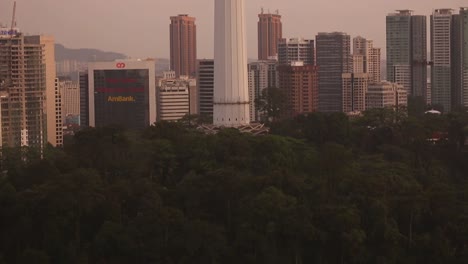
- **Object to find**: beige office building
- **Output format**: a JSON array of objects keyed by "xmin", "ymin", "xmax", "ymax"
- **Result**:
[
  {"xmin": 59, "ymin": 80, "xmax": 80, "ymax": 118},
  {"xmin": 342, "ymin": 73, "xmax": 369, "ymax": 113},
  {"xmin": 366, "ymin": 82, "xmax": 408, "ymax": 109},
  {"xmin": 157, "ymin": 73, "xmax": 197, "ymax": 122}
]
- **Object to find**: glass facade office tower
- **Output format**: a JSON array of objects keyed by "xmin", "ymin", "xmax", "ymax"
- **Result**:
[
  {"xmin": 386, "ymin": 10, "xmax": 427, "ymax": 100},
  {"xmin": 316, "ymin": 32, "xmax": 352, "ymax": 112}
]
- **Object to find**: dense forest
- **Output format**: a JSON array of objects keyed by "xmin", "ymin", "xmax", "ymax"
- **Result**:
[{"xmin": 1, "ymin": 108, "xmax": 468, "ymax": 264}]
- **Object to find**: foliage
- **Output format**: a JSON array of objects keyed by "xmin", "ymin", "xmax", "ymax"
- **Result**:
[{"xmin": 0, "ymin": 110, "xmax": 467, "ymax": 263}]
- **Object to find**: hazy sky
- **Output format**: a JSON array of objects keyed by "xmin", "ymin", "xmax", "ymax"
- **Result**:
[{"xmin": 0, "ymin": 0, "xmax": 465, "ymax": 59}]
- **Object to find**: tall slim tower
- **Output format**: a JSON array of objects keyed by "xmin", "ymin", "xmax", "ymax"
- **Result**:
[
  {"xmin": 214, "ymin": 0, "xmax": 250, "ymax": 126},
  {"xmin": 258, "ymin": 10, "xmax": 282, "ymax": 60},
  {"xmin": 431, "ymin": 9, "xmax": 453, "ymax": 112},
  {"xmin": 170, "ymin": 14, "xmax": 197, "ymax": 77},
  {"xmin": 386, "ymin": 10, "xmax": 427, "ymax": 100},
  {"xmin": 452, "ymin": 7, "xmax": 468, "ymax": 108}
]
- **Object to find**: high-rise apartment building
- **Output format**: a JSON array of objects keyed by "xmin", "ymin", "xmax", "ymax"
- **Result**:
[
  {"xmin": 197, "ymin": 59, "xmax": 214, "ymax": 119},
  {"xmin": 368, "ymin": 45, "xmax": 382, "ymax": 83},
  {"xmin": 278, "ymin": 38, "xmax": 315, "ymax": 66},
  {"xmin": 352, "ymin": 55, "xmax": 365, "ymax": 74},
  {"xmin": 248, "ymin": 60, "xmax": 279, "ymax": 121},
  {"xmin": 53, "ymin": 79, "xmax": 63, "ymax": 146},
  {"xmin": 316, "ymin": 32, "xmax": 352, "ymax": 112},
  {"xmin": 431, "ymin": 9, "xmax": 453, "ymax": 112},
  {"xmin": 170, "ymin": 14, "xmax": 197, "ymax": 77},
  {"xmin": 79, "ymin": 72, "xmax": 89, "ymax": 127},
  {"xmin": 258, "ymin": 10, "xmax": 282, "ymax": 60},
  {"xmin": 366, "ymin": 81, "xmax": 408, "ymax": 110},
  {"xmin": 342, "ymin": 73, "xmax": 369, "ymax": 113},
  {"xmin": 411, "ymin": 15, "xmax": 428, "ymax": 100},
  {"xmin": 278, "ymin": 62, "xmax": 319, "ymax": 117},
  {"xmin": 386, "ymin": 10, "xmax": 427, "ymax": 99},
  {"xmin": 214, "ymin": 0, "xmax": 250, "ymax": 126},
  {"xmin": 452, "ymin": 8, "xmax": 468, "ymax": 108},
  {"xmin": 353, "ymin": 36, "xmax": 381, "ymax": 83},
  {"xmin": 0, "ymin": 32, "xmax": 57, "ymax": 149},
  {"xmin": 87, "ymin": 61, "xmax": 156, "ymax": 129}
]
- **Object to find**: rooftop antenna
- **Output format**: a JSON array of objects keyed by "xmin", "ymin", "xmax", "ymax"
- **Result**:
[{"xmin": 261, "ymin": 7, "xmax": 264, "ymax": 14}]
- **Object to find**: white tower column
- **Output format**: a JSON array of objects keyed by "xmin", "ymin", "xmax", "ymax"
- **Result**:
[{"xmin": 214, "ymin": 0, "xmax": 250, "ymax": 126}]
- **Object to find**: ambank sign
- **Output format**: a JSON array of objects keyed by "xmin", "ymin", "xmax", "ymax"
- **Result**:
[
  {"xmin": 107, "ymin": 96, "xmax": 136, "ymax": 102},
  {"xmin": 0, "ymin": 28, "xmax": 19, "ymax": 38}
]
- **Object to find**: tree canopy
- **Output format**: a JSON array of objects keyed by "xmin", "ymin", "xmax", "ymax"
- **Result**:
[{"xmin": 0, "ymin": 109, "xmax": 468, "ymax": 263}]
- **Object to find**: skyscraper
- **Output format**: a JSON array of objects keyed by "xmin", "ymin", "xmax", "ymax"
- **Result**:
[
  {"xmin": 0, "ymin": 32, "xmax": 57, "ymax": 149},
  {"xmin": 431, "ymin": 9, "xmax": 453, "ymax": 112},
  {"xmin": 452, "ymin": 7, "xmax": 468, "ymax": 108},
  {"xmin": 170, "ymin": 14, "xmax": 197, "ymax": 77},
  {"xmin": 411, "ymin": 15, "xmax": 428, "ymax": 99},
  {"xmin": 278, "ymin": 62, "xmax": 319, "ymax": 117},
  {"xmin": 197, "ymin": 59, "xmax": 214, "ymax": 118},
  {"xmin": 214, "ymin": 0, "xmax": 250, "ymax": 126},
  {"xmin": 87, "ymin": 61, "xmax": 156, "ymax": 129},
  {"xmin": 353, "ymin": 36, "xmax": 381, "ymax": 83},
  {"xmin": 316, "ymin": 32, "xmax": 352, "ymax": 112},
  {"xmin": 258, "ymin": 9, "xmax": 282, "ymax": 60},
  {"xmin": 386, "ymin": 10, "xmax": 427, "ymax": 100},
  {"xmin": 79, "ymin": 72, "xmax": 89, "ymax": 127},
  {"xmin": 278, "ymin": 38, "xmax": 315, "ymax": 66}
]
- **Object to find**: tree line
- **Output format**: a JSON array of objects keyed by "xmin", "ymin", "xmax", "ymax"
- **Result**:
[{"xmin": 0, "ymin": 108, "xmax": 468, "ymax": 263}]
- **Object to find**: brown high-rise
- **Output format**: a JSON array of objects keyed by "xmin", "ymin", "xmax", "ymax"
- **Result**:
[
  {"xmin": 258, "ymin": 10, "xmax": 282, "ymax": 60},
  {"xmin": 278, "ymin": 62, "xmax": 319, "ymax": 118},
  {"xmin": 170, "ymin": 14, "xmax": 197, "ymax": 77}
]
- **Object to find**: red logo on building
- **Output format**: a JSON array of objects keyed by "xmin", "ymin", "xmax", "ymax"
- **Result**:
[{"xmin": 116, "ymin": 63, "xmax": 126, "ymax": 69}]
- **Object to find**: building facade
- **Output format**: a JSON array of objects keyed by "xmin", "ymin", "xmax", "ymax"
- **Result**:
[
  {"xmin": 79, "ymin": 72, "xmax": 89, "ymax": 127},
  {"xmin": 53, "ymin": 79, "xmax": 63, "ymax": 146},
  {"xmin": 197, "ymin": 59, "xmax": 214, "ymax": 119},
  {"xmin": 59, "ymin": 79, "xmax": 80, "ymax": 124},
  {"xmin": 170, "ymin": 14, "xmax": 197, "ymax": 77},
  {"xmin": 248, "ymin": 60, "xmax": 279, "ymax": 121},
  {"xmin": 278, "ymin": 38, "xmax": 315, "ymax": 66},
  {"xmin": 431, "ymin": 9, "xmax": 453, "ymax": 112},
  {"xmin": 366, "ymin": 82, "xmax": 408, "ymax": 110},
  {"xmin": 0, "ymin": 33, "xmax": 56, "ymax": 149},
  {"xmin": 258, "ymin": 10, "xmax": 282, "ymax": 60},
  {"xmin": 157, "ymin": 73, "xmax": 197, "ymax": 122},
  {"xmin": 214, "ymin": 0, "xmax": 250, "ymax": 126},
  {"xmin": 316, "ymin": 32, "xmax": 352, "ymax": 112},
  {"xmin": 386, "ymin": 10, "xmax": 427, "ymax": 99},
  {"xmin": 278, "ymin": 63, "xmax": 319, "ymax": 117},
  {"xmin": 342, "ymin": 73, "xmax": 369, "ymax": 113},
  {"xmin": 452, "ymin": 8, "xmax": 468, "ymax": 108},
  {"xmin": 87, "ymin": 61, "xmax": 156, "ymax": 129}
]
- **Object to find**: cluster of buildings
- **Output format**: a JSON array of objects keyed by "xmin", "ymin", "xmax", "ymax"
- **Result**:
[{"xmin": 0, "ymin": 0, "xmax": 467, "ymax": 151}]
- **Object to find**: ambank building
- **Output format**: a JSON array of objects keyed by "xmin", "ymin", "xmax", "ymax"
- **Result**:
[{"xmin": 88, "ymin": 61, "xmax": 156, "ymax": 129}]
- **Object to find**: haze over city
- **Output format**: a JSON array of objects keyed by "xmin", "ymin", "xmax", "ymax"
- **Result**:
[{"xmin": 0, "ymin": 0, "xmax": 465, "ymax": 58}]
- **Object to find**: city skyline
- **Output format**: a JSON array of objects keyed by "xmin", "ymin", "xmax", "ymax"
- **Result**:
[{"xmin": 0, "ymin": 0, "xmax": 464, "ymax": 59}]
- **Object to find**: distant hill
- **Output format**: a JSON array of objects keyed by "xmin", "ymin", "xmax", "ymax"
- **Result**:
[{"xmin": 55, "ymin": 44, "xmax": 127, "ymax": 62}]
